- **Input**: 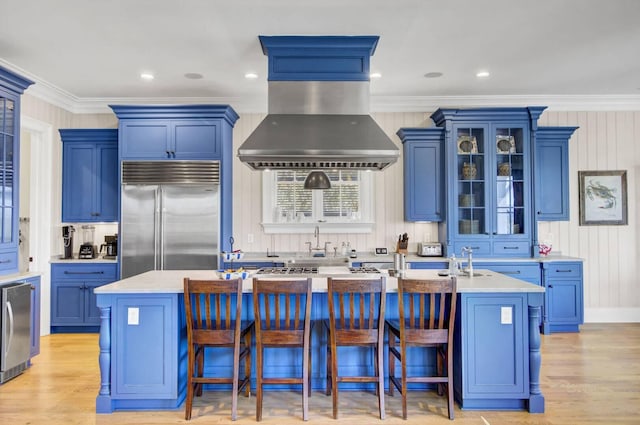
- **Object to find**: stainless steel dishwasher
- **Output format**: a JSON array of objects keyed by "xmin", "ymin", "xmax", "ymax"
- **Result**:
[{"xmin": 1, "ymin": 281, "xmax": 31, "ymax": 383}]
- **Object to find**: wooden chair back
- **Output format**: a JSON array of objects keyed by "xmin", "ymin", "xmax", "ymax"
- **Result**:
[
  {"xmin": 327, "ymin": 277, "xmax": 386, "ymax": 345},
  {"xmin": 396, "ymin": 276, "xmax": 457, "ymax": 346},
  {"xmin": 252, "ymin": 277, "xmax": 313, "ymax": 347},
  {"xmin": 184, "ymin": 277, "xmax": 243, "ymax": 346}
]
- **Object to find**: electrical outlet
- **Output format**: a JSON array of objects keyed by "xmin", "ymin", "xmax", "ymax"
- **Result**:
[
  {"xmin": 501, "ymin": 306, "xmax": 512, "ymax": 325},
  {"xmin": 247, "ymin": 233, "xmax": 254, "ymax": 244},
  {"xmin": 128, "ymin": 307, "xmax": 139, "ymax": 325}
]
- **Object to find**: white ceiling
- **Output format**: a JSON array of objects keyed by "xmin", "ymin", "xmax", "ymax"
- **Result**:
[{"xmin": 1, "ymin": 0, "xmax": 639, "ymax": 113}]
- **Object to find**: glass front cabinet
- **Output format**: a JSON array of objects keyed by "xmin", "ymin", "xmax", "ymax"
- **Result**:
[{"xmin": 432, "ymin": 107, "xmax": 546, "ymax": 258}]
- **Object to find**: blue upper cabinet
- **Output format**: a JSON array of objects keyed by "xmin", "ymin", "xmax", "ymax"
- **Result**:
[
  {"xmin": 397, "ymin": 128, "xmax": 445, "ymax": 222},
  {"xmin": 431, "ymin": 107, "xmax": 546, "ymax": 258},
  {"xmin": 534, "ymin": 127, "xmax": 578, "ymax": 221},
  {"xmin": 110, "ymin": 105, "xmax": 239, "ymax": 160},
  {"xmin": 0, "ymin": 66, "xmax": 34, "ymax": 274},
  {"xmin": 60, "ymin": 129, "xmax": 118, "ymax": 223}
]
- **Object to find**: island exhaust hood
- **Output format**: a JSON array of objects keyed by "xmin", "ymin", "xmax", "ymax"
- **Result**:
[{"xmin": 237, "ymin": 36, "xmax": 399, "ymax": 171}]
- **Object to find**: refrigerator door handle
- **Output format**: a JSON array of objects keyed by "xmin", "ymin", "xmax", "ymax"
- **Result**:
[
  {"xmin": 6, "ymin": 299, "xmax": 14, "ymax": 356},
  {"xmin": 158, "ymin": 187, "xmax": 165, "ymax": 270},
  {"xmin": 155, "ymin": 188, "xmax": 161, "ymax": 271}
]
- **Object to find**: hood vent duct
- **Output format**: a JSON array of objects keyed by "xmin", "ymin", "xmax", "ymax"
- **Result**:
[{"xmin": 237, "ymin": 36, "xmax": 399, "ymax": 171}]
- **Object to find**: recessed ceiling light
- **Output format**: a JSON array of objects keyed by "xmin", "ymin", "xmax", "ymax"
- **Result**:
[
  {"xmin": 370, "ymin": 72, "xmax": 382, "ymax": 79},
  {"xmin": 476, "ymin": 71, "xmax": 490, "ymax": 78},
  {"xmin": 424, "ymin": 72, "xmax": 443, "ymax": 78},
  {"xmin": 184, "ymin": 73, "xmax": 203, "ymax": 80},
  {"xmin": 140, "ymin": 73, "xmax": 154, "ymax": 81},
  {"xmin": 245, "ymin": 72, "xmax": 258, "ymax": 79}
]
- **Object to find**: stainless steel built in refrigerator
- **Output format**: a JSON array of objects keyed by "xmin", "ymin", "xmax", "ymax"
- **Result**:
[
  {"xmin": 1, "ymin": 282, "xmax": 31, "ymax": 383},
  {"xmin": 120, "ymin": 161, "xmax": 220, "ymax": 279}
]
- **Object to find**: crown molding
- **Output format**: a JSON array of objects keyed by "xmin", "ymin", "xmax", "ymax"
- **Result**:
[
  {"xmin": 370, "ymin": 95, "xmax": 640, "ymax": 112},
  {"xmin": 5, "ymin": 59, "xmax": 640, "ymax": 114}
]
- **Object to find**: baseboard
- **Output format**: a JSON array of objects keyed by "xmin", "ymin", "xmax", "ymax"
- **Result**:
[{"xmin": 585, "ymin": 308, "xmax": 640, "ymax": 323}]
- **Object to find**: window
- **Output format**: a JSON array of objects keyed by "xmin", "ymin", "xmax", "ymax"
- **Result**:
[{"xmin": 262, "ymin": 170, "xmax": 374, "ymax": 233}]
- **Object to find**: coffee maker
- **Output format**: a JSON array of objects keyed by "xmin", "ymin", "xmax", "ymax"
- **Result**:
[
  {"xmin": 79, "ymin": 225, "xmax": 97, "ymax": 259},
  {"xmin": 100, "ymin": 234, "xmax": 118, "ymax": 259},
  {"xmin": 62, "ymin": 225, "xmax": 75, "ymax": 259}
]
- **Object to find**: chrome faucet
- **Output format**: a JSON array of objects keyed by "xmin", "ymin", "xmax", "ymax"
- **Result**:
[
  {"xmin": 306, "ymin": 225, "xmax": 330, "ymax": 257},
  {"xmin": 461, "ymin": 246, "xmax": 474, "ymax": 276}
]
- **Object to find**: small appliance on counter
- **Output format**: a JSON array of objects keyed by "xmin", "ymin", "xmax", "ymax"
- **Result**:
[
  {"xmin": 62, "ymin": 225, "xmax": 75, "ymax": 259},
  {"xmin": 100, "ymin": 234, "xmax": 118, "ymax": 259},
  {"xmin": 79, "ymin": 225, "xmax": 98, "ymax": 259},
  {"xmin": 417, "ymin": 242, "xmax": 443, "ymax": 257}
]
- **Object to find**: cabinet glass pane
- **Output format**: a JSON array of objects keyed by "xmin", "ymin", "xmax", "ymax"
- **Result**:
[
  {"xmin": 4, "ymin": 99, "xmax": 14, "ymax": 135},
  {"xmin": 456, "ymin": 128, "xmax": 485, "ymax": 235},
  {"xmin": 1, "ymin": 207, "xmax": 11, "ymax": 243},
  {"xmin": 495, "ymin": 127, "xmax": 526, "ymax": 235}
]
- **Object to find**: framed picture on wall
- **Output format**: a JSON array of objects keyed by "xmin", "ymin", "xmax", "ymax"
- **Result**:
[{"xmin": 578, "ymin": 170, "xmax": 628, "ymax": 225}]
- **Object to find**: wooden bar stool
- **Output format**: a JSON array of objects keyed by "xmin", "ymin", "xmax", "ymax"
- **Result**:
[
  {"xmin": 252, "ymin": 277, "xmax": 313, "ymax": 421},
  {"xmin": 183, "ymin": 277, "xmax": 254, "ymax": 421},
  {"xmin": 325, "ymin": 276, "xmax": 386, "ymax": 419},
  {"xmin": 386, "ymin": 276, "xmax": 457, "ymax": 419}
]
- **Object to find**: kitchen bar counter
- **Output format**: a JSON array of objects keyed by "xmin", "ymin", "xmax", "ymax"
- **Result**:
[
  {"xmin": 95, "ymin": 267, "xmax": 544, "ymax": 294},
  {"xmin": 95, "ymin": 269, "xmax": 545, "ymax": 414}
]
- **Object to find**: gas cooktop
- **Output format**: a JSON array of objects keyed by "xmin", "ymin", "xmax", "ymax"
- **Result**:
[
  {"xmin": 256, "ymin": 267, "xmax": 318, "ymax": 275},
  {"xmin": 256, "ymin": 266, "xmax": 381, "ymax": 275}
]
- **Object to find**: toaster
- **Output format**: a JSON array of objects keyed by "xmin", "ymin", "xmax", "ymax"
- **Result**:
[{"xmin": 417, "ymin": 242, "xmax": 442, "ymax": 257}]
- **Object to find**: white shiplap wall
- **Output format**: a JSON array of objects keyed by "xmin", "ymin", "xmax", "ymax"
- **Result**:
[{"xmin": 18, "ymin": 95, "xmax": 639, "ymax": 322}]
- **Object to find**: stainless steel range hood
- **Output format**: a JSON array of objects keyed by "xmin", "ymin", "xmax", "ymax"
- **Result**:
[{"xmin": 237, "ymin": 37, "xmax": 399, "ymax": 171}]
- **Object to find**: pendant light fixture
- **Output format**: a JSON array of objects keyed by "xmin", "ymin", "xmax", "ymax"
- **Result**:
[{"xmin": 304, "ymin": 171, "xmax": 331, "ymax": 190}]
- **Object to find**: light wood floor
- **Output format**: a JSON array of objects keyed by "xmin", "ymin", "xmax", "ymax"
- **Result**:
[{"xmin": 1, "ymin": 323, "xmax": 639, "ymax": 424}]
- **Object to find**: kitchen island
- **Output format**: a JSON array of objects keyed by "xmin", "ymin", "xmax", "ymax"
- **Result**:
[{"xmin": 94, "ymin": 268, "xmax": 545, "ymax": 414}]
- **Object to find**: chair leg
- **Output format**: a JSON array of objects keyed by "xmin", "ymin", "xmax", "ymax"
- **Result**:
[
  {"xmin": 231, "ymin": 344, "xmax": 240, "ymax": 421},
  {"xmin": 331, "ymin": 345, "xmax": 338, "ymax": 419},
  {"xmin": 447, "ymin": 349, "xmax": 455, "ymax": 420},
  {"xmin": 377, "ymin": 342, "xmax": 385, "ymax": 420},
  {"xmin": 196, "ymin": 347, "xmax": 204, "ymax": 397},
  {"xmin": 436, "ymin": 347, "xmax": 444, "ymax": 396},
  {"xmin": 303, "ymin": 344, "xmax": 310, "ymax": 421},
  {"xmin": 185, "ymin": 350, "xmax": 195, "ymax": 420},
  {"xmin": 401, "ymin": 343, "xmax": 407, "ymax": 420},
  {"xmin": 256, "ymin": 346, "xmax": 263, "ymax": 422},
  {"xmin": 308, "ymin": 342, "xmax": 313, "ymax": 398}
]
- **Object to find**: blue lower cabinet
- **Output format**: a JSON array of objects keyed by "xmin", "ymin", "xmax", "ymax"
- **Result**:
[
  {"xmin": 51, "ymin": 263, "xmax": 117, "ymax": 332},
  {"xmin": 455, "ymin": 293, "xmax": 529, "ymax": 409},
  {"xmin": 541, "ymin": 261, "xmax": 583, "ymax": 333}
]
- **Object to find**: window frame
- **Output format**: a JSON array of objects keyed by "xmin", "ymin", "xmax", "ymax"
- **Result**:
[{"xmin": 261, "ymin": 170, "xmax": 375, "ymax": 234}]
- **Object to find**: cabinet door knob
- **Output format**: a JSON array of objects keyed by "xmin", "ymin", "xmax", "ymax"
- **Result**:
[
  {"xmin": 166, "ymin": 150, "xmax": 171, "ymax": 157},
  {"xmin": 537, "ymin": 211, "xmax": 542, "ymax": 215}
]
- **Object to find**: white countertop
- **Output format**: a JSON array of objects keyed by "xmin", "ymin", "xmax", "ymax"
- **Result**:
[
  {"xmin": 50, "ymin": 255, "xmax": 118, "ymax": 264},
  {"xmin": 95, "ymin": 268, "xmax": 544, "ymax": 295},
  {"xmin": 0, "ymin": 271, "xmax": 42, "ymax": 285}
]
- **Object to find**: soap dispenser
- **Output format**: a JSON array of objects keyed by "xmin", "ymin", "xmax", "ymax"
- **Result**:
[{"xmin": 448, "ymin": 254, "xmax": 458, "ymax": 276}]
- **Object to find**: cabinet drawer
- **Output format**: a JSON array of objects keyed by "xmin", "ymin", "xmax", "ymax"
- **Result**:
[
  {"xmin": 544, "ymin": 262, "xmax": 582, "ymax": 279},
  {"xmin": 451, "ymin": 241, "xmax": 491, "ymax": 257},
  {"xmin": 0, "ymin": 251, "xmax": 17, "ymax": 272},
  {"xmin": 52, "ymin": 263, "xmax": 118, "ymax": 280},
  {"xmin": 478, "ymin": 263, "xmax": 540, "ymax": 283},
  {"xmin": 492, "ymin": 241, "xmax": 530, "ymax": 256}
]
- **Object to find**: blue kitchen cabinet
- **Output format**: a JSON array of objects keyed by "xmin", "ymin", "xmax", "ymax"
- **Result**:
[
  {"xmin": 474, "ymin": 262, "xmax": 541, "ymax": 286},
  {"xmin": 455, "ymin": 293, "xmax": 529, "ymax": 409},
  {"xmin": 431, "ymin": 107, "xmax": 547, "ymax": 258},
  {"xmin": 397, "ymin": 128, "xmax": 445, "ymax": 222},
  {"xmin": 51, "ymin": 263, "xmax": 118, "ymax": 332},
  {"xmin": 60, "ymin": 129, "xmax": 118, "ymax": 222},
  {"xmin": 534, "ymin": 127, "xmax": 578, "ymax": 221},
  {"xmin": 0, "ymin": 66, "xmax": 34, "ymax": 275},
  {"xmin": 541, "ymin": 261, "xmax": 583, "ymax": 333},
  {"xmin": 111, "ymin": 105, "xmax": 239, "ymax": 160}
]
